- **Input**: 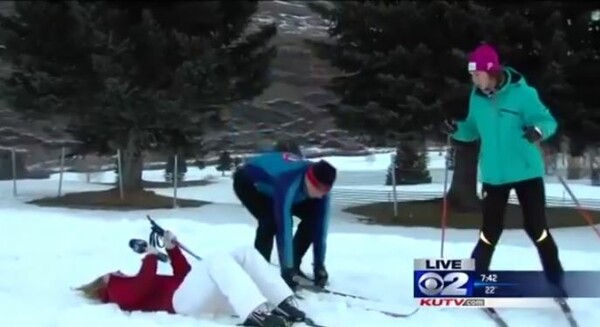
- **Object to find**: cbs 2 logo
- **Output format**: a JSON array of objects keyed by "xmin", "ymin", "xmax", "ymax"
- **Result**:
[{"xmin": 418, "ymin": 272, "xmax": 469, "ymax": 296}]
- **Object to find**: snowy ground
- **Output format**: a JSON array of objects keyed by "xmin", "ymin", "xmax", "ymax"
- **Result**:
[{"xmin": 1, "ymin": 152, "xmax": 600, "ymax": 327}]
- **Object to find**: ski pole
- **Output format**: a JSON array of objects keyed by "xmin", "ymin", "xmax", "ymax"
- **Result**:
[
  {"xmin": 175, "ymin": 241, "xmax": 203, "ymax": 261},
  {"xmin": 556, "ymin": 176, "xmax": 600, "ymax": 240},
  {"xmin": 298, "ymin": 283, "xmax": 371, "ymax": 301},
  {"xmin": 146, "ymin": 215, "xmax": 203, "ymax": 261},
  {"xmin": 440, "ymin": 135, "xmax": 451, "ymax": 258},
  {"xmin": 317, "ymin": 287, "xmax": 371, "ymax": 301}
]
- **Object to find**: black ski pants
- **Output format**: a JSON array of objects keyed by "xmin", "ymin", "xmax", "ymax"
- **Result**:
[
  {"xmin": 471, "ymin": 177, "xmax": 564, "ymax": 284},
  {"xmin": 233, "ymin": 168, "xmax": 319, "ymax": 269}
]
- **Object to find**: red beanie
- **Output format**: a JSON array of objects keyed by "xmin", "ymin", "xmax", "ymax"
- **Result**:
[{"xmin": 307, "ymin": 160, "xmax": 336, "ymax": 191}]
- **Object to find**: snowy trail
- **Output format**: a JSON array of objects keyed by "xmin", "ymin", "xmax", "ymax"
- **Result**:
[
  {"xmin": 1, "ymin": 207, "xmax": 600, "ymax": 327},
  {"xmin": 1, "ymin": 151, "xmax": 600, "ymax": 327}
]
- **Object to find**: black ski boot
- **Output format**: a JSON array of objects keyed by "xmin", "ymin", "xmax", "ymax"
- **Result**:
[
  {"xmin": 243, "ymin": 309, "xmax": 287, "ymax": 327},
  {"xmin": 272, "ymin": 296, "xmax": 306, "ymax": 323},
  {"xmin": 296, "ymin": 268, "xmax": 312, "ymax": 281},
  {"xmin": 243, "ymin": 304, "xmax": 288, "ymax": 327},
  {"xmin": 544, "ymin": 265, "xmax": 567, "ymax": 298}
]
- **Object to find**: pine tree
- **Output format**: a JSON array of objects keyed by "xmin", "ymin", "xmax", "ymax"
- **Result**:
[
  {"xmin": 488, "ymin": 4, "xmax": 600, "ymax": 176},
  {"xmin": 163, "ymin": 129, "xmax": 191, "ymax": 183},
  {"xmin": 563, "ymin": 7, "xmax": 600, "ymax": 154},
  {"xmin": 165, "ymin": 154, "xmax": 187, "ymax": 183},
  {"xmin": 233, "ymin": 156, "xmax": 242, "ymax": 170},
  {"xmin": 0, "ymin": 1, "xmax": 276, "ymax": 192},
  {"xmin": 307, "ymin": 1, "xmax": 497, "ymax": 137},
  {"xmin": 307, "ymin": 1, "xmax": 491, "ymax": 207},
  {"xmin": 386, "ymin": 142, "xmax": 431, "ymax": 185},
  {"xmin": 216, "ymin": 150, "xmax": 232, "ymax": 176},
  {"xmin": 485, "ymin": 2, "xmax": 572, "ymax": 149}
]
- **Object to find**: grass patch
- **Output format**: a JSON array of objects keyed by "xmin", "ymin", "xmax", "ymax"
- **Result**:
[
  {"xmin": 92, "ymin": 179, "xmax": 214, "ymax": 189},
  {"xmin": 28, "ymin": 188, "xmax": 210, "ymax": 211},
  {"xmin": 344, "ymin": 198, "xmax": 600, "ymax": 229}
]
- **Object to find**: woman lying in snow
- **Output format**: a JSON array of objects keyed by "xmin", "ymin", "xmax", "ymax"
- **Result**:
[{"xmin": 75, "ymin": 231, "xmax": 306, "ymax": 327}]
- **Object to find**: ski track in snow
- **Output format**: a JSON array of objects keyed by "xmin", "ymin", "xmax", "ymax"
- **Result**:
[{"xmin": 1, "ymin": 151, "xmax": 599, "ymax": 327}]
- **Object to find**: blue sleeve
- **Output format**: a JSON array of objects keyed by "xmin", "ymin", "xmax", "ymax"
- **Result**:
[
  {"xmin": 312, "ymin": 194, "xmax": 331, "ymax": 268},
  {"xmin": 273, "ymin": 172, "xmax": 303, "ymax": 270}
]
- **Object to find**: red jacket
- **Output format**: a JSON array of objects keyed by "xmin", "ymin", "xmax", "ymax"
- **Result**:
[{"xmin": 102, "ymin": 246, "xmax": 191, "ymax": 313}]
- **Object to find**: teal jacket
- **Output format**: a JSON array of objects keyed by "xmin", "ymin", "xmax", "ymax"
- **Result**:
[{"xmin": 452, "ymin": 67, "xmax": 557, "ymax": 185}]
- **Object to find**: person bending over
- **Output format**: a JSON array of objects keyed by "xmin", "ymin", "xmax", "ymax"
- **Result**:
[
  {"xmin": 75, "ymin": 231, "xmax": 306, "ymax": 327},
  {"xmin": 233, "ymin": 151, "xmax": 337, "ymax": 290}
]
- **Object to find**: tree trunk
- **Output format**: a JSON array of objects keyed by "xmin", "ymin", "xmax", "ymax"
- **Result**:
[
  {"xmin": 119, "ymin": 132, "xmax": 144, "ymax": 193},
  {"xmin": 567, "ymin": 155, "xmax": 584, "ymax": 180},
  {"xmin": 591, "ymin": 147, "xmax": 600, "ymax": 186},
  {"xmin": 544, "ymin": 149, "xmax": 557, "ymax": 175},
  {"xmin": 447, "ymin": 140, "xmax": 480, "ymax": 211},
  {"xmin": 0, "ymin": 149, "xmax": 28, "ymax": 180}
]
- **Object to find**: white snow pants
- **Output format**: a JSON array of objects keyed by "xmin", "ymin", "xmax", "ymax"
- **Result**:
[{"xmin": 172, "ymin": 246, "xmax": 293, "ymax": 321}]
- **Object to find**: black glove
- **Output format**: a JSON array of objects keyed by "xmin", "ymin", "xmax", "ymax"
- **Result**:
[
  {"xmin": 281, "ymin": 268, "xmax": 300, "ymax": 291},
  {"xmin": 313, "ymin": 265, "xmax": 328, "ymax": 288},
  {"xmin": 440, "ymin": 119, "xmax": 458, "ymax": 135},
  {"xmin": 522, "ymin": 126, "xmax": 542, "ymax": 143}
]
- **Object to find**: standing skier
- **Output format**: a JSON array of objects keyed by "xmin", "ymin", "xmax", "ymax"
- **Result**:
[
  {"xmin": 233, "ymin": 151, "xmax": 337, "ymax": 290},
  {"xmin": 443, "ymin": 44, "xmax": 565, "ymax": 292}
]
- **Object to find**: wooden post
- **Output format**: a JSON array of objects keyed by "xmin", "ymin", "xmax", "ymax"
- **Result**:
[
  {"xmin": 173, "ymin": 154, "xmax": 178, "ymax": 208},
  {"xmin": 11, "ymin": 148, "xmax": 17, "ymax": 196},
  {"xmin": 390, "ymin": 153, "xmax": 398, "ymax": 217},
  {"xmin": 58, "ymin": 147, "xmax": 65, "ymax": 196},
  {"xmin": 117, "ymin": 149, "xmax": 124, "ymax": 201}
]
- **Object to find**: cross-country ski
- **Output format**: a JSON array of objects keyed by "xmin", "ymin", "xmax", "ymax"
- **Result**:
[
  {"xmin": 295, "ymin": 287, "xmax": 420, "ymax": 319},
  {"xmin": 555, "ymin": 298, "xmax": 579, "ymax": 327},
  {"xmin": 482, "ymin": 308, "xmax": 509, "ymax": 327},
  {"xmin": 480, "ymin": 298, "xmax": 581, "ymax": 327}
]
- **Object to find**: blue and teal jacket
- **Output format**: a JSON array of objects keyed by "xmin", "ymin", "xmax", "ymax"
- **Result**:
[
  {"xmin": 243, "ymin": 151, "xmax": 331, "ymax": 270},
  {"xmin": 452, "ymin": 67, "xmax": 557, "ymax": 185}
]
